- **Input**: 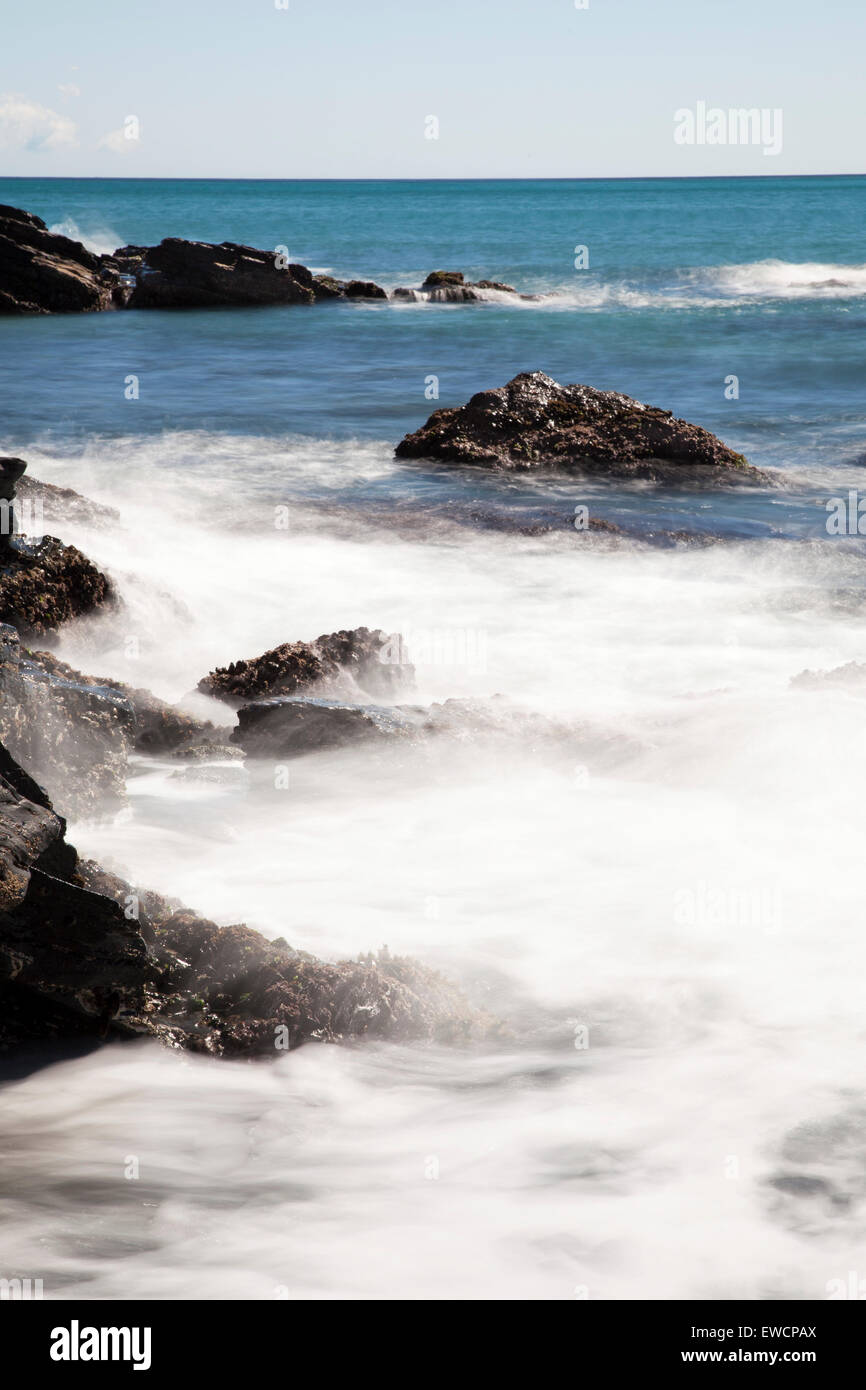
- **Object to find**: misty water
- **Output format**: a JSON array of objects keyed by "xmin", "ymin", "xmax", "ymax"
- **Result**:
[{"xmin": 1, "ymin": 177, "xmax": 865, "ymax": 1299}]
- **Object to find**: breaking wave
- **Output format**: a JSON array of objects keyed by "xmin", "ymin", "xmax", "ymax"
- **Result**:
[{"xmin": 48, "ymin": 217, "xmax": 123, "ymax": 257}]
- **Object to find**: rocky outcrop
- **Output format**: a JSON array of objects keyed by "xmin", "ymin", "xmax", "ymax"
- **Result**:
[
  {"xmin": 391, "ymin": 270, "xmax": 529, "ymax": 303},
  {"xmin": 0, "ymin": 625, "xmax": 133, "ymax": 818},
  {"xmin": 198, "ymin": 626, "xmax": 413, "ymax": 707},
  {"xmin": 0, "ymin": 534, "xmax": 112, "ymax": 636},
  {"xmin": 112, "ymin": 239, "xmax": 387, "ymax": 310},
  {"xmin": 25, "ymin": 648, "xmax": 232, "ymax": 756},
  {"xmin": 0, "ymin": 633, "xmax": 235, "ymax": 819},
  {"xmin": 232, "ymin": 692, "xmax": 638, "ymax": 768},
  {"xmin": 125, "ymin": 238, "xmax": 342, "ymax": 309},
  {"xmin": 233, "ymin": 696, "xmax": 425, "ymax": 758},
  {"xmin": 0, "ymin": 205, "xmax": 123, "ymax": 315},
  {"xmin": 0, "ymin": 754, "xmax": 149, "ymax": 1042},
  {"xmin": 1, "ymin": 207, "xmax": 532, "ymax": 316},
  {"xmin": 0, "ymin": 740, "xmax": 491, "ymax": 1052},
  {"xmin": 0, "ymin": 457, "xmax": 113, "ymax": 637},
  {"xmin": 395, "ymin": 371, "xmax": 769, "ymax": 483}
]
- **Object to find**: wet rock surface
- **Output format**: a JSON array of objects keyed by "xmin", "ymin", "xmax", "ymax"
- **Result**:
[
  {"xmin": 0, "ymin": 625, "xmax": 133, "ymax": 819},
  {"xmin": 0, "ymin": 534, "xmax": 113, "ymax": 637},
  {"xmin": 0, "ymin": 456, "xmax": 113, "ymax": 638},
  {"xmin": 198, "ymin": 626, "xmax": 413, "ymax": 706},
  {"xmin": 396, "ymin": 371, "xmax": 769, "ymax": 483},
  {"xmin": 234, "ymin": 696, "xmax": 426, "ymax": 758},
  {"xmin": 233, "ymin": 691, "xmax": 638, "ymax": 770},
  {"xmin": 0, "ymin": 633, "xmax": 235, "ymax": 819},
  {"xmin": 392, "ymin": 270, "xmax": 529, "ymax": 303}
]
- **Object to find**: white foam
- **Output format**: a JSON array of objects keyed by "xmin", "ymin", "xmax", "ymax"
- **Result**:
[
  {"xmin": 535, "ymin": 260, "xmax": 866, "ymax": 312},
  {"xmin": 48, "ymin": 217, "xmax": 123, "ymax": 257},
  {"xmin": 3, "ymin": 430, "xmax": 865, "ymax": 1298}
]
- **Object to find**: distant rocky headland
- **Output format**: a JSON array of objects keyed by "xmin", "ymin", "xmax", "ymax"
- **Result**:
[{"xmin": 0, "ymin": 203, "xmax": 533, "ymax": 315}]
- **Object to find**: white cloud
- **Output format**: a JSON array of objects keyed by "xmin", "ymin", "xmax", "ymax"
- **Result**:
[
  {"xmin": 58, "ymin": 84, "xmax": 81, "ymax": 99},
  {"xmin": 98, "ymin": 117, "xmax": 141, "ymax": 154},
  {"xmin": 0, "ymin": 93, "xmax": 77, "ymax": 150}
]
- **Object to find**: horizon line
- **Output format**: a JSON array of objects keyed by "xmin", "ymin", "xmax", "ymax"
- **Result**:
[{"xmin": 2, "ymin": 173, "xmax": 865, "ymax": 184}]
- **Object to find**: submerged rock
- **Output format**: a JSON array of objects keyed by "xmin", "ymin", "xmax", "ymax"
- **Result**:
[
  {"xmin": 25, "ymin": 648, "xmax": 232, "ymax": 749},
  {"xmin": 233, "ymin": 696, "xmax": 426, "ymax": 758},
  {"xmin": 0, "ymin": 626, "xmax": 132, "ymax": 818},
  {"xmin": 15, "ymin": 473, "xmax": 120, "ymax": 531},
  {"xmin": 791, "ymin": 661, "xmax": 866, "ymax": 691},
  {"xmin": 0, "ymin": 635, "xmax": 234, "ymax": 818},
  {"xmin": 0, "ymin": 740, "xmax": 492, "ymax": 1052},
  {"xmin": 198, "ymin": 626, "xmax": 413, "ymax": 707},
  {"xmin": 343, "ymin": 279, "xmax": 388, "ymax": 300},
  {"xmin": 232, "ymin": 691, "xmax": 638, "ymax": 770},
  {"xmin": 0, "ymin": 205, "xmax": 122, "ymax": 315},
  {"xmin": 392, "ymin": 270, "xmax": 527, "ymax": 303},
  {"xmin": 395, "ymin": 371, "xmax": 769, "ymax": 483}
]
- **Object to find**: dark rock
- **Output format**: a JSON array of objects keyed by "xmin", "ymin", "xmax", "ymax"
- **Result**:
[
  {"xmin": 0, "ymin": 534, "xmax": 113, "ymax": 637},
  {"xmin": 0, "ymin": 626, "xmax": 132, "ymax": 818},
  {"xmin": 121, "ymin": 239, "xmax": 388, "ymax": 311},
  {"xmin": 0, "ymin": 205, "xmax": 120, "ymax": 315},
  {"xmin": 23, "ymin": 647, "xmax": 232, "ymax": 756},
  {"xmin": 198, "ymin": 626, "xmax": 413, "ymax": 707},
  {"xmin": 0, "ymin": 740, "xmax": 493, "ymax": 1053},
  {"xmin": 423, "ymin": 271, "xmax": 467, "ymax": 288},
  {"xmin": 233, "ymin": 696, "xmax": 425, "ymax": 758},
  {"xmin": 395, "ymin": 371, "xmax": 769, "ymax": 483},
  {"xmin": 232, "ymin": 691, "xmax": 639, "ymax": 771},
  {"xmin": 391, "ymin": 270, "xmax": 520, "ymax": 303},
  {"xmin": 343, "ymin": 279, "xmax": 388, "ymax": 300},
  {"xmin": 145, "ymin": 914, "xmax": 490, "ymax": 1055},
  {"xmin": 0, "ymin": 637, "xmax": 233, "ymax": 818},
  {"xmin": 0, "ymin": 753, "xmax": 149, "ymax": 1042},
  {"xmin": 126, "ymin": 238, "xmax": 323, "ymax": 309}
]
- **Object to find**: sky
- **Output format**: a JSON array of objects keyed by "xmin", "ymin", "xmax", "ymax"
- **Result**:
[{"xmin": 1, "ymin": 0, "xmax": 864, "ymax": 179}]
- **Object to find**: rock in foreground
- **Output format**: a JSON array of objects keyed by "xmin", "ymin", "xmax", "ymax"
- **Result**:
[
  {"xmin": 396, "ymin": 371, "xmax": 768, "ymax": 483},
  {"xmin": 0, "ymin": 741, "xmax": 492, "ymax": 1053}
]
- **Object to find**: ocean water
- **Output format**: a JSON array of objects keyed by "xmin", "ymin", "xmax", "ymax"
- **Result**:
[{"xmin": 1, "ymin": 177, "xmax": 866, "ymax": 1300}]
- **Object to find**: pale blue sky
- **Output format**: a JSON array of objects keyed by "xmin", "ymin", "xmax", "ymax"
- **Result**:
[{"xmin": 1, "ymin": 0, "xmax": 863, "ymax": 178}]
